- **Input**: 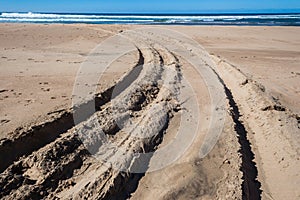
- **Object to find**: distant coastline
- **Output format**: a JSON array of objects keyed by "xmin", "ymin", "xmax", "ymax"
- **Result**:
[{"xmin": 0, "ymin": 12, "xmax": 299, "ymax": 25}]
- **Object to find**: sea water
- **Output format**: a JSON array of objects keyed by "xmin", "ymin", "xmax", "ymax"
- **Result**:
[{"xmin": 0, "ymin": 12, "xmax": 299, "ymax": 26}]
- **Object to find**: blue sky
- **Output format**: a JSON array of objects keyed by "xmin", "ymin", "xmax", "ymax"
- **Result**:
[{"xmin": 0, "ymin": 0, "xmax": 300, "ymax": 13}]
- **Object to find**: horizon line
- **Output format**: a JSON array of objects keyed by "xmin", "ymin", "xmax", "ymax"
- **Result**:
[{"xmin": 1, "ymin": 11, "xmax": 300, "ymax": 15}]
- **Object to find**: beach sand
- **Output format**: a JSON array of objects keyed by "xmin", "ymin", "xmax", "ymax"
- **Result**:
[{"xmin": 0, "ymin": 24, "xmax": 299, "ymax": 199}]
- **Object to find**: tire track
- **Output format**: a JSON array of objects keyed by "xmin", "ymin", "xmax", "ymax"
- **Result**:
[
  {"xmin": 52, "ymin": 43, "xmax": 181, "ymax": 200},
  {"xmin": 0, "ymin": 34, "xmax": 183, "ymax": 199},
  {"xmin": 0, "ymin": 48, "xmax": 145, "ymax": 174},
  {"xmin": 152, "ymin": 30, "xmax": 262, "ymax": 199},
  {"xmin": 208, "ymin": 67, "xmax": 262, "ymax": 199},
  {"xmin": 131, "ymin": 28, "xmax": 262, "ymax": 199}
]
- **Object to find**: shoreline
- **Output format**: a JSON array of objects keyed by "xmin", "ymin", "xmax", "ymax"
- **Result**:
[{"xmin": 2, "ymin": 21, "xmax": 300, "ymax": 26}]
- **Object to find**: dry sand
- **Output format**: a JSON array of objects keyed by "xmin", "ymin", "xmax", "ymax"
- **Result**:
[{"xmin": 0, "ymin": 24, "xmax": 299, "ymax": 200}]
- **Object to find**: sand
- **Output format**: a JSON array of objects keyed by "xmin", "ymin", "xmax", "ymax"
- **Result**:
[{"xmin": 0, "ymin": 24, "xmax": 299, "ymax": 200}]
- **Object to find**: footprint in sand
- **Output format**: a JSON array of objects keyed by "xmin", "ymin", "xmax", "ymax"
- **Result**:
[
  {"xmin": 24, "ymin": 99, "xmax": 34, "ymax": 106},
  {"xmin": 0, "ymin": 89, "xmax": 8, "ymax": 93},
  {"xmin": 0, "ymin": 119, "xmax": 10, "ymax": 125},
  {"xmin": 41, "ymin": 87, "xmax": 50, "ymax": 92}
]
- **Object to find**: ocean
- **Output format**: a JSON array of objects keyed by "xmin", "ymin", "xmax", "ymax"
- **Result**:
[{"xmin": 0, "ymin": 12, "xmax": 300, "ymax": 26}]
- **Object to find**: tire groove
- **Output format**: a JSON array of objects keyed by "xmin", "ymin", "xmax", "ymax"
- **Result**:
[
  {"xmin": 210, "ymin": 67, "xmax": 262, "ymax": 200},
  {"xmin": 0, "ymin": 48, "xmax": 145, "ymax": 174}
]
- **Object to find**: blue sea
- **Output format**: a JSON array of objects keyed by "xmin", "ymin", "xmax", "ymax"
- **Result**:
[{"xmin": 0, "ymin": 12, "xmax": 300, "ymax": 26}]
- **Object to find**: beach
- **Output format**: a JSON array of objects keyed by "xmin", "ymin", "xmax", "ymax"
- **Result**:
[{"xmin": 0, "ymin": 23, "xmax": 299, "ymax": 199}]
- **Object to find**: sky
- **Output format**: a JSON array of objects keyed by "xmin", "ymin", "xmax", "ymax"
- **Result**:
[{"xmin": 0, "ymin": 0, "xmax": 300, "ymax": 13}]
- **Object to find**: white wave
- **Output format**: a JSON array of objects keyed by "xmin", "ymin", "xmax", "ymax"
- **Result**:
[
  {"xmin": 0, "ymin": 12, "xmax": 299, "ymax": 24},
  {"xmin": 0, "ymin": 17, "xmax": 154, "ymax": 23},
  {"xmin": 1, "ymin": 12, "xmax": 299, "ymax": 20}
]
